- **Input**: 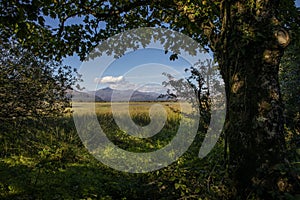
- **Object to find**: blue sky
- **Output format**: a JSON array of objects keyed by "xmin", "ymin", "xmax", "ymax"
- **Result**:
[
  {"xmin": 77, "ymin": 47, "xmax": 211, "ymax": 92},
  {"xmin": 93, "ymin": 49, "xmax": 192, "ymax": 90},
  {"xmin": 46, "ymin": 16, "xmax": 197, "ymax": 92}
]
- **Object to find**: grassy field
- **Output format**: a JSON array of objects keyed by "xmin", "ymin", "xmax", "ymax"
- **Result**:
[
  {"xmin": 73, "ymin": 102, "xmax": 187, "ymax": 119},
  {"xmin": 0, "ymin": 102, "xmax": 239, "ymax": 199}
]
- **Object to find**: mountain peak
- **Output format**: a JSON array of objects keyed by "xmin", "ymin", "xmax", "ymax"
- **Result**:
[
  {"xmin": 102, "ymin": 87, "xmax": 113, "ymax": 91},
  {"xmin": 95, "ymin": 87, "xmax": 161, "ymax": 101}
]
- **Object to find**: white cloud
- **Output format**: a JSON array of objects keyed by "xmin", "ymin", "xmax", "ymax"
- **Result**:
[
  {"xmin": 94, "ymin": 75, "xmax": 168, "ymax": 93},
  {"xmin": 95, "ymin": 76, "xmax": 124, "ymax": 84}
]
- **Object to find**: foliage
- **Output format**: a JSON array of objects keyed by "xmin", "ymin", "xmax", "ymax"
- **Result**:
[
  {"xmin": 0, "ymin": 42, "xmax": 77, "ymax": 120},
  {"xmin": 162, "ymin": 59, "xmax": 215, "ymax": 135},
  {"xmin": 1, "ymin": 0, "xmax": 298, "ymax": 59}
]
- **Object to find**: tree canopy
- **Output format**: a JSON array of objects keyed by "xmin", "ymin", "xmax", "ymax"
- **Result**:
[{"xmin": 1, "ymin": 0, "xmax": 298, "ymax": 60}]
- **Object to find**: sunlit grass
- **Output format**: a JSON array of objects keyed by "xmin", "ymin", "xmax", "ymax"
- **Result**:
[
  {"xmin": 72, "ymin": 101, "xmax": 182, "ymax": 115},
  {"xmin": 72, "ymin": 102, "xmax": 186, "ymax": 152}
]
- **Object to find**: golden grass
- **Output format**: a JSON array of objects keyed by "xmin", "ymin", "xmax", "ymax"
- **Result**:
[{"xmin": 72, "ymin": 101, "xmax": 183, "ymax": 117}]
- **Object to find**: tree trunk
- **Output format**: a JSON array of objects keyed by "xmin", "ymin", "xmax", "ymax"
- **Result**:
[
  {"xmin": 214, "ymin": 1, "xmax": 291, "ymax": 198},
  {"xmin": 220, "ymin": 45, "xmax": 287, "ymax": 197}
]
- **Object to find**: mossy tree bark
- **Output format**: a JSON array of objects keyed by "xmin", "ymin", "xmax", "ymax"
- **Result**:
[{"xmin": 213, "ymin": 1, "xmax": 291, "ymax": 197}]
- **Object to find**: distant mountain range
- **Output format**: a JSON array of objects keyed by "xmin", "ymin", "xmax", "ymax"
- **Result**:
[{"xmin": 70, "ymin": 87, "xmax": 170, "ymax": 102}]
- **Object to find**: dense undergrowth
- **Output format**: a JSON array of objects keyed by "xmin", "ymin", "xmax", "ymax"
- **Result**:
[{"xmin": 0, "ymin": 103, "xmax": 299, "ymax": 199}]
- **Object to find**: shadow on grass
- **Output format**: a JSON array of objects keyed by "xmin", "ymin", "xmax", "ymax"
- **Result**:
[{"xmin": 0, "ymin": 156, "xmax": 160, "ymax": 200}]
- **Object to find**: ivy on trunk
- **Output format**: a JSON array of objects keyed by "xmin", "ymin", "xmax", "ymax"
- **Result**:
[{"xmin": 214, "ymin": 1, "xmax": 292, "ymax": 197}]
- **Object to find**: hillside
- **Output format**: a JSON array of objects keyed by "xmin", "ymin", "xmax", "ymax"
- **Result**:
[{"xmin": 71, "ymin": 87, "xmax": 168, "ymax": 102}]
